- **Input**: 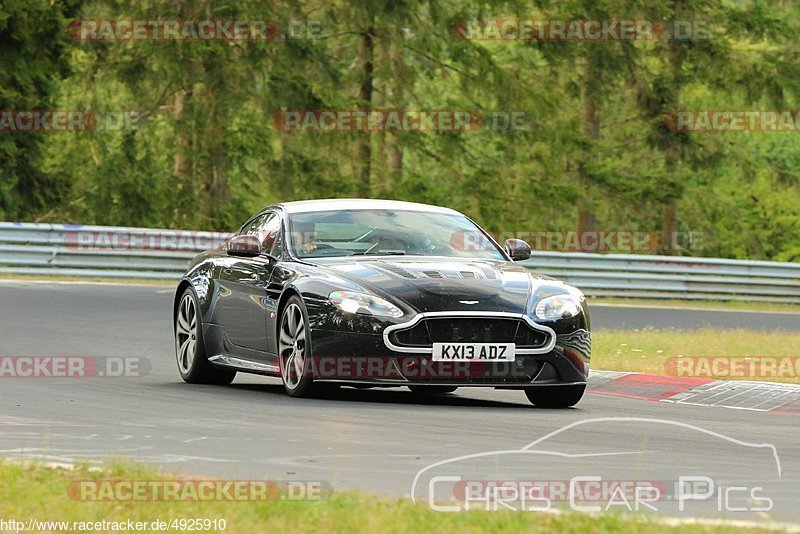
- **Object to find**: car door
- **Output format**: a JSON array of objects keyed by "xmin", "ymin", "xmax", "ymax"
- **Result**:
[
  {"xmin": 259, "ymin": 214, "xmax": 289, "ymax": 368},
  {"xmin": 218, "ymin": 212, "xmax": 279, "ymax": 354}
]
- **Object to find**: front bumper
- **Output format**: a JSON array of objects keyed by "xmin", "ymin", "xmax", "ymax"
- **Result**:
[{"xmin": 309, "ymin": 329, "xmax": 590, "ymax": 387}]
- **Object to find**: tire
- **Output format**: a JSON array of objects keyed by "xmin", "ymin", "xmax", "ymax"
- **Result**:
[
  {"xmin": 408, "ymin": 385, "xmax": 458, "ymax": 395},
  {"xmin": 525, "ymin": 385, "xmax": 585, "ymax": 408},
  {"xmin": 175, "ymin": 287, "xmax": 236, "ymax": 385},
  {"xmin": 278, "ymin": 295, "xmax": 337, "ymax": 398}
]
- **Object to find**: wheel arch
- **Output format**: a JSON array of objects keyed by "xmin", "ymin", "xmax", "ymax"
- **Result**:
[
  {"xmin": 173, "ymin": 279, "xmax": 193, "ymax": 333},
  {"xmin": 276, "ymin": 286, "xmax": 303, "ymax": 331}
]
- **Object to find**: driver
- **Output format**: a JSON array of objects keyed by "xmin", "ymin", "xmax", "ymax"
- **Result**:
[
  {"xmin": 293, "ymin": 224, "xmax": 319, "ymax": 254},
  {"xmin": 300, "ymin": 240, "xmax": 319, "ymax": 253}
]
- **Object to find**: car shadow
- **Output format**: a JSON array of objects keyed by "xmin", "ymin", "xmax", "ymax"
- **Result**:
[{"xmin": 225, "ymin": 382, "xmax": 530, "ymax": 408}]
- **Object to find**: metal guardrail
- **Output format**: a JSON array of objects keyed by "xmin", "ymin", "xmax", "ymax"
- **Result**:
[
  {"xmin": 0, "ymin": 222, "xmax": 226, "ymax": 280},
  {"xmin": 1, "ymin": 222, "xmax": 799, "ymax": 303},
  {"xmin": 524, "ymin": 252, "xmax": 800, "ymax": 304}
]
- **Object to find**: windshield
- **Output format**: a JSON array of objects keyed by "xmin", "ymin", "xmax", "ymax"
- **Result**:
[{"xmin": 288, "ymin": 209, "xmax": 505, "ymax": 260}]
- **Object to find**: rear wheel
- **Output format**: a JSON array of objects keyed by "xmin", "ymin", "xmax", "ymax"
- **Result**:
[
  {"xmin": 408, "ymin": 385, "xmax": 458, "ymax": 395},
  {"xmin": 278, "ymin": 296, "xmax": 338, "ymax": 397},
  {"xmin": 525, "ymin": 385, "xmax": 585, "ymax": 408},
  {"xmin": 175, "ymin": 288, "xmax": 236, "ymax": 385}
]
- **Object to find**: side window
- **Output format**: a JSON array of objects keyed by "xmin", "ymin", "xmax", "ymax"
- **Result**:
[{"xmin": 257, "ymin": 214, "xmax": 283, "ymax": 257}]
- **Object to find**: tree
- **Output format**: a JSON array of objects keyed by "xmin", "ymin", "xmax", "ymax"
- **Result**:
[{"xmin": 0, "ymin": 0, "xmax": 81, "ymax": 220}]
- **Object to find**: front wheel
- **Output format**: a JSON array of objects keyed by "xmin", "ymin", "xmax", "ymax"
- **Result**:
[
  {"xmin": 278, "ymin": 296, "xmax": 337, "ymax": 397},
  {"xmin": 525, "ymin": 385, "xmax": 585, "ymax": 408},
  {"xmin": 175, "ymin": 287, "xmax": 236, "ymax": 385}
]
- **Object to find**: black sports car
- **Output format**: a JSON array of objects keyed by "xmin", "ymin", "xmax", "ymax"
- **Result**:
[{"xmin": 173, "ymin": 199, "xmax": 591, "ymax": 407}]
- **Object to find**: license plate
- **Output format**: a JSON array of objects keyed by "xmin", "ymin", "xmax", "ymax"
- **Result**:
[{"xmin": 432, "ymin": 343, "xmax": 515, "ymax": 362}]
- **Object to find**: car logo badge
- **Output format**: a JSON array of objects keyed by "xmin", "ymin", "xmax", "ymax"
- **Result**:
[{"xmin": 460, "ymin": 300, "xmax": 479, "ymax": 305}]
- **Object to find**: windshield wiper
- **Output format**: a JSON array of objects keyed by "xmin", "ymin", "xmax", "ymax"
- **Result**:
[{"xmin": 351, "ymin": 250, "xmax": 406, "ymax": 256}]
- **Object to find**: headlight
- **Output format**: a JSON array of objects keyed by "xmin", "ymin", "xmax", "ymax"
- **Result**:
[
  {"xmin": 329, "ymin": 291, "xmax": 404, "ymax": 318},
  {"xmin": 533, "ymin": 294, "xmax": 582, "ymax": 321}
]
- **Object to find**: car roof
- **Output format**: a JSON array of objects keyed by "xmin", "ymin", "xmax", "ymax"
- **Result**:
[{"xmin": 274, "ymin": 198, "xmax": 462, "ymax": 215}]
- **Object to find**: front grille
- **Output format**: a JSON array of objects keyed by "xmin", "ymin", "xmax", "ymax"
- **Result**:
[{"xmin": 391, "ymin": 317, "xmax": 549, "ymax": 348}]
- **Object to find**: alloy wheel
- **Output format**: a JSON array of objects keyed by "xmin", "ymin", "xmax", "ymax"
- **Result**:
[
  {"xmin": 279, "ymin": 303, "xmax": 306, "ymax": 389},
  {"xmin": 175, "ymin": 293, "xmax": 197, "ymax": 374}
]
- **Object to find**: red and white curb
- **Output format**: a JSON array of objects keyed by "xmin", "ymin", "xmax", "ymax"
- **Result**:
[{"xmin": 588, "ymin": 370, "xmax": 800, "ymax": 414}]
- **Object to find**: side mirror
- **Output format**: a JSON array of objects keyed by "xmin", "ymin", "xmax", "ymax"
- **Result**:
[
  {"xmin": 505, "ymin": 238, "xmax": 531, "ymax": 261},
  {"xmin": 226, "ymin": 235, "xmax": 262, "ymax": 257}
]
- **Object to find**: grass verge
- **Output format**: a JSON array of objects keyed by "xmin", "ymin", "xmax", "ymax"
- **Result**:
[
  {"xmin": 0, "ymin": 461, "xmax": 778, "ymax": 533},
  {"xmin": 588, "ymin": 297, "xmax": 800, "ymax": 314},
  {"xmin": 593, "ymin": 328, "xmax": 800, "ymax": 384}
]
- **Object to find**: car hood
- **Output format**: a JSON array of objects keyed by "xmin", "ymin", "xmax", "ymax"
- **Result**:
[{"xmin": 311, "ymin": 257, "xmax": 569, "ymax": 314}]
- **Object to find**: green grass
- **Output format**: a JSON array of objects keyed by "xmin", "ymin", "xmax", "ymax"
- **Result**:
[
  {"xmin": 0, "ymin": 461, "xmax": 775, "ymax": 533},
  {"xmin": 589, "ymin": 297, "xmax": 800, "ymax": 314},
  {"xmin": 593, "ymin": 328, "xmax": 800, "ymax": 383}
]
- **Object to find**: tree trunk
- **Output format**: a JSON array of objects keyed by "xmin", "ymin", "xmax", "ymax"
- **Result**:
[
  {"xmin": 385, "ymin": 43, "xmax": 405, "ymax": 191},
  {"xmin": 578, "ymin": 58, "xmax": 600, "ymax": 234},
  {"xmin": 660, "ymin": 33, "xmax": 683, "ymax": 255},
  {"xmin": 357, "ymin": 27, "xmax": 375, "ymax": 197},
  {"xmin": 660, "ymin": 199, "xmax": 678, "ymax": 254},
  {"xmin": 173, "ymin": 89, "xmax": 187, "ymax": 178},
  {"xmin": 201, "ymin": 79, "xmax": 231, "ymax": 227},
  {"xmin": 374, "ymin": 40, "xmax": 387, "ymax": 193}
]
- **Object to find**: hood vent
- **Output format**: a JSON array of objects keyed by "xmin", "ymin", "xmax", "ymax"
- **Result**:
[
  {"xmin": 375, "ymin": 262, "xmax": 417, "ymax": 279},
  {"xmin": 421, "ymin": 270, "xmax": 444, "ymax": 278},
  {"xmin": 480, "ymin": 266, "xmax": 497, "ymax": 280}
]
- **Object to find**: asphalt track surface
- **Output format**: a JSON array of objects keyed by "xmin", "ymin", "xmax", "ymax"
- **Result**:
[{"xmin": 1, "ymin": 281, "xmax": 799, "ymax": 524}]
